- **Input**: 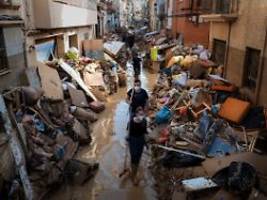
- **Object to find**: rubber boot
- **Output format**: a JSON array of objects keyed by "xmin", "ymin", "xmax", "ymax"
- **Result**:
[{"xmin": 131, "ymin": 163, "xmax": 139, "ymax": 186}]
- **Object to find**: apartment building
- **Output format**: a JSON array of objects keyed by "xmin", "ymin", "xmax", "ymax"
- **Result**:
[
  {"xmin": 96, "ymin": 0, "xmax": 108, "ymax": 37},
  {"xmin": 170, "ymin": 0, "xmax": 210, "ymax": 47},
  {"xmin": 148, "ymin": 0, "xmax": 157, "ymax": 31},
  {"xmin": 0, "ymin": 0, "xmax": 98, "ymax": 91},
  {"xmin": 25, "ymin": 0, "xmax": 97, "ymax": 67},
  {"xmin": 201, "ymin": 0, "xmax": 267, "ymax": 106},
  {"xmin": 0, "ymin": 0, "xmax": 26, "ymax": 90}
]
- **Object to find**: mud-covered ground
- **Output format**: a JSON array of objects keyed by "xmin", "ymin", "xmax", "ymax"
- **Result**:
[{"xmin": 46, "ymin": 64, "xmax": 159, "ymax": 200}]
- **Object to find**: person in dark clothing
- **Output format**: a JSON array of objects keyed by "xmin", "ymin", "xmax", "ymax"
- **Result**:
[
  {"xmin": 132, "ymin": 52, "xmax": 142, "ymax": 78},
  {"xmin": 127, "ymin": 79, "xmax": 149, "ymax": 116},
  {"xmin": 127, "ymin": 32, "xmax": 135, "ymax": 49},
  {"xmin": 122, "ymin": 32, "xmax": 127, "ymax": 43},
  {"xmin": 128, "ymin": 107, "xmax": 147, "ymax": 185}
]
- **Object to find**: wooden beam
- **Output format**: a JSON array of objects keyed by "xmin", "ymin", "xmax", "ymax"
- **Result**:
[{"xmin": 0, "ymin": 95, "xmax": 33, "ymax": 200}]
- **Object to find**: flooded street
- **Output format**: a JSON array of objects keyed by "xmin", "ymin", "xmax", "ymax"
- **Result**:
[{"xmin": 47, "ymin": 64, "xmax": 158, "ymax": 200}]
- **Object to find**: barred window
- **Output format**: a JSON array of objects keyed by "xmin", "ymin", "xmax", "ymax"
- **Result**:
[{"xmin": 243, "ymin": 47, "xmax": 261, "ymax": 91}]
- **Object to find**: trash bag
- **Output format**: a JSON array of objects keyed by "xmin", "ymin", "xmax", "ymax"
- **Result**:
[
  {"xmin": 227, "ymin": 162, "xmax": 257, "ymax": 194},
  {"xmin": 21, "ymin": 87, "xmax": 44, "ymax": 106},
  {"xmin": 212, "ymin": 162, "xmax": 257, "ymax": 195},
  {"xmin": 241, "ymin": 106, "xmax": 267, "ymax": 129},
  {"xmin": 160, "ymin": 151, "xmax": 205, "ymax": 168},
  {"xmin": 155, "ymin": 106, "xmax": 172, "ymax": 124},
  {"xmin": 64, "ymin": 159, "xmax": 99, "ymax": 185}
]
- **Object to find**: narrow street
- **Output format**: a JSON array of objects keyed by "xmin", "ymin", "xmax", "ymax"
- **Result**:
[
  {"xmin": 1, "ymin": 1, "xmax": 267, "ymax": 200},
  {"xmin": 47, "ymin": 64, "xmax": 158, "ymax": 200}
]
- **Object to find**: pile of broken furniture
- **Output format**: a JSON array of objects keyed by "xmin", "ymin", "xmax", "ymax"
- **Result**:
[
  {"xmin": 0, "ymin": 40, "xmax": 127, "ymax": 199},
  {"xmin": 147, "ymin": 44, "xmax": 267, "ymax": 200}
]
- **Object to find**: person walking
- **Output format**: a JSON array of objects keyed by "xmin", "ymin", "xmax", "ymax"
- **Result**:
[
  {"xmin": 127, "ymin": 30, "xmax": 135, "ymax": 50},
  {"xmin": 127, "ymin": 79, "xmax": 149, "ymax": 117},
  {"xmin": 132, "ymin": 52, "xmax": 142, "ymax": 79},
  {"xmin": 127, "ymin": 107, "xmax": 148, "ymax": 185}
]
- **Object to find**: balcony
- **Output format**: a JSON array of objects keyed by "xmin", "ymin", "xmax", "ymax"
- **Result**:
[
  {"xmin": 200, "ymin": 0, "xmax": 238, "ymax": 22},
  {"xmin": 0, "ymin": 0, "xmax": 21, "ymax": 9},
  {"xmin": 32, "ymin": 0, "xmax": 97, "ymax": 29}
]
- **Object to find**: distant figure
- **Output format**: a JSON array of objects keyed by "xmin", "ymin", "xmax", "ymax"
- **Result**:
[
  {"xmin": 128, "ymin": 107, "xmax": 148, "ymax": 185},
  {"xmin": 127, "ymin": 31, "xmax": 135, "ymax": 50},
  {"xmin": 127, "ymin": 79, "xmax": 149, "ymax": 116},
  {"xmin": 132, "ymin": 52, "xmax": 142, "ymax": 78}
]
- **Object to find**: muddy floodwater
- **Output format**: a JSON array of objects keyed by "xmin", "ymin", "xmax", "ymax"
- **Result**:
[{"xmin": 47, "ymin": 64, "xmax": 158, "ymax": 200}]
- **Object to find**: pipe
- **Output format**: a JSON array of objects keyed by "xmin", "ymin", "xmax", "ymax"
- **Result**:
[
  {"xmin": 21, "ymin": 0, "xmax": 33, "ymax": 69},
  {"xmin": 154, "ymin": 144, "xmax": 206, "ymax": 159}
]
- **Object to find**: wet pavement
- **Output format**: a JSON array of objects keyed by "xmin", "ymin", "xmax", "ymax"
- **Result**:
[{"xmin": 47, "ymin": 63, "xmax": 158, "ymax": 200}]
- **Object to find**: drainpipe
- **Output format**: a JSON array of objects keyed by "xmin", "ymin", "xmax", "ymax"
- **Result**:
[
  {"xmin": 255, "ymin": 17, "xmax": 267, "ymax": 105},
  {"xmin": 223, "ymin": 21, "xmax": 232, "ymax": 78},
  {"xmin": 21, "ymin": 0, "xmax": 32, "ymax": 69}
]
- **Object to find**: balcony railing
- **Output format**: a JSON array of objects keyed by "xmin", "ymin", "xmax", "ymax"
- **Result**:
[
  {"xmin": 32, "ymin": 0, "xmax": 97, "ymax": 29},
  {"xmin": 53, "ymin": 0, "xmax": 97, "ymax": 10},
  {"xmin": 200, "ymin": 0, "xmax": 239, "ymax": 22},
  {"xmin": 0, "ymin": 0, "xmax": 21, "ymax": 9}
]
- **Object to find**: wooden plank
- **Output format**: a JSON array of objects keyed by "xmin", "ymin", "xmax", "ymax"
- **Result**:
[
  {"xmin": 0, "ymin": 95, "xmax": 33, "ymax": 200},
  {"xmin": 58, "ymin": 59, "xmax": 97, "ymax": 101},
  {"xmin": 37, "ymin": 62, "xmax": 64, "ymax": 101},
  {"xmin": 154, "ymin": 144, "xmax": 206, "ymax": 159}
]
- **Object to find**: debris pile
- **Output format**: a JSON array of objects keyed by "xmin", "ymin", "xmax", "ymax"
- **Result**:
[
  {"xmin": 145, "ymin": 38, "xmax": 267, "ymax": 200},
  {"xmin": 0, "ymin": 39, "xmax": 127, "ymax": 199},
  {"xmin": 1, "ymin": 80, "xmax": 100, "ymax": 199}
]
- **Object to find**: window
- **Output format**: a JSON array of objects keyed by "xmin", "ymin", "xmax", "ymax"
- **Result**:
[
  {"xmin": 69, "ymin": 34, "xmax": 78, "ymax": 49},
  {"xmin": 215, "ymin": 0, "xmax": 230, "ymax": 14},
  {"xmin": 243, "ymin": 47, "xmax": 261, "ymax": 91},
  {"xmin": 197, "ymin": 0, "xmax": 202, "ymax": 7},
  {"xmin": 212, "ymin": 39, "xmax": 226, "ymax": 65},
  {"xmin": 35, "ymin": 38, "xmax": 56, "ymax": 61},
  {"xmin": 0, "ymin": 28, "xmax": 8, "ymax": 72},
  {"xmin": 199, "ymin": 0, "xmax": 212, "ymax": 11}
]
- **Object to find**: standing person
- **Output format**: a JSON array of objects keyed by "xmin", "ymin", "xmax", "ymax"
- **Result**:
[
  {"xmin": 127, "ymin": 79, "xmax": 149, "ymax": 116},
  {"xmin": 128, "ymin": 107, "xmax": 148, "ymax": 185},
  {"xmin": 127, "ymin": 31, "xmax": 135, "ymax": 50},
  {"xmin": 132, "ymin": 52, "xmax": 142, "ymax": 79}
]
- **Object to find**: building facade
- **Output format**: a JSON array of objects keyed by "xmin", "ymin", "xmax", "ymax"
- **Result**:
[
  {"xmin": 0, "ymin": 0, "xmax": 27, "ymax": 90},
  {"xmin": 97, "ymin": 0, "xmax": 108, "ymax": 38},
  {"xmin": 202, "ymin": 0, "xmax": 267, "ymax": 106},
  {"xmin": 0, "ymin": 0, "xmax": 98, "ymax": 91},
  {"xmin": 25, "ymin": 0, "xmax": 97, "ymax": 67},
  {"xmin": 171, "ymin": 0, "xmax": 210, "ymax": 47},
  {"xmin": 148, "ymin": 0, "xmax": 157, "ymax": 31}
]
